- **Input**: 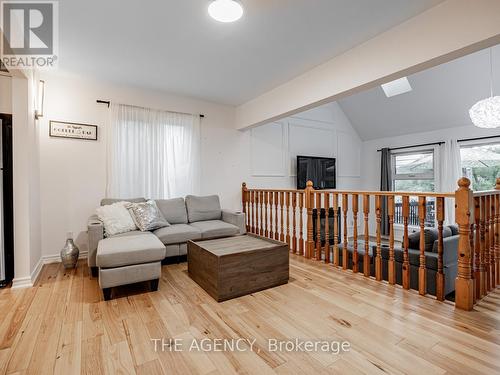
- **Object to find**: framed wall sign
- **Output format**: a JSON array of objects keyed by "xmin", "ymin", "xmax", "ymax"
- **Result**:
[{"xmin": 49, "ymin": 121, "xmax": 98, "ymax": 141}]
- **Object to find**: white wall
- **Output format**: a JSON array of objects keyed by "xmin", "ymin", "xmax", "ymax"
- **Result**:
[
  {"xmin": 0, "ymin": 75, "xmax": 12, "ymax": 114},
  {"xmin": 38, "ymin": 72, "xmax": 245, "ymax": 259},
  {"xmin": 246, "ymin": 102, "xmax": 362, "ymax": 190},
  {"xmin": 11, "ymin": 75, "xmax": 42, "ymax": 287}
]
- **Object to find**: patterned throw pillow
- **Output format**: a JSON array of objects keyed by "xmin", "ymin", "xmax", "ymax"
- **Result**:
[
  {"xmin": 96, "ymin": 201, "xmax": 137, "ymax": 237},
  {"xmin": 127, "ymin": 200, "xmax": 170, "ymax": 231}
]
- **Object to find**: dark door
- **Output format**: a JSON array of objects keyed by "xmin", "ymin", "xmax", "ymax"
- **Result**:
[{"xmin": 0, "ymin": 114, "xmax": 13, "ymax": 285}]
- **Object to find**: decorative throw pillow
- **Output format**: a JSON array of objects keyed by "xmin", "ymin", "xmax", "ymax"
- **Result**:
[
  {"xmin": 127, "ymin": 200, "xmax": 170, "ymax": 231},
  {"xmin": 96, "ymin": 201, "xmax": 137, "ymax": 237}
]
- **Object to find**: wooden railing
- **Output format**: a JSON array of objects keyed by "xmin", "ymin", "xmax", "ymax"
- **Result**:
[{"xmin": 241, "ymin": 178, "xmax": 500, "ymax": 311}]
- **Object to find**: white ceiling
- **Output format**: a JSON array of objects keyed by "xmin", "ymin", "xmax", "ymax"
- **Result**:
[
  {"xmin": 337, "ymin": 44, "xmax": 500, "ymax": 140},
  {"xmin": 58, "ymin": 0, "xmax": 442, "ymax": 105}
]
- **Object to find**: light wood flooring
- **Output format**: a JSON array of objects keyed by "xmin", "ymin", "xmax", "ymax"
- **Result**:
[{"xmin": 0, "ymin": 255, "xmax": 499, "ymax": 374}]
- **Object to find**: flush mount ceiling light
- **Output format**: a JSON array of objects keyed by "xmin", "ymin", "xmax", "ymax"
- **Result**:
[
  {"xmin": 381, "ymin": 77, "xmax": 412, "ymax": 98},
  {"xmin": 208, "ymin": 0, "xmax": 243, "ymax": 23},
  {"xmin": 469, "ymin": 48, "xmax": 500, "ymax": 128}
]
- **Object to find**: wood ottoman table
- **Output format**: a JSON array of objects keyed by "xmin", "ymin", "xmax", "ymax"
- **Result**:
[{"xmin": 187, "ymin": 234, "xmax": 289, "ymax": 302}]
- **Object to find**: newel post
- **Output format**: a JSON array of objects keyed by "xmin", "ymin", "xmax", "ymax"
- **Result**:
[
  {"xmin": 455, "ymin": 177, "xmax": 474, "ymax": 311},
  {"xmin": 495, "ymin": 178, "xmax": 500, "ymax": 286},
  {"xmin": 305, "ymin": 181, "xmax": 315, "ymax": 259},
  {"xmin": 242, "ymin": 182, "xmax": 249, "ymax": 232}
]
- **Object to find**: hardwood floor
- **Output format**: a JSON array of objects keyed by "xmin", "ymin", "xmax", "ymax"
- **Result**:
[{"xmin": 0, "ymin": 255, "xmax": 499, "ymax": 374}]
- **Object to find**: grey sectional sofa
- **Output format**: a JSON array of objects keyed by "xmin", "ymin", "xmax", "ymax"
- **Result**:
[{"xmin": 87, "ymin": 195, "xmax": 246, "ymax": 300}]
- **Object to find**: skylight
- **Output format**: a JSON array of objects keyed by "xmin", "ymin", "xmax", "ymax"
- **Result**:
[{"xmin": 381, "ymin": 77, "xmax": 412, "ymax": 98}]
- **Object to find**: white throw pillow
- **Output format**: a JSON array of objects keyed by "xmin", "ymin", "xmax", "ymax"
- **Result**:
[{"xmin": 96, "ymin": 201, "xmax": 137, "ymax": 236}]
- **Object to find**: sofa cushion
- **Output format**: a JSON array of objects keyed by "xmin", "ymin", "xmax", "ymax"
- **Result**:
[
  {"xmin": 185, "ymin": 195, "xmax": 221, "ymax": 222},
  {"xmin": 153, "ymin": 224, "xmax": 201, "ymax": 245},
  {"xmin": 189, "ymin": 220, "xmax": 239, "ymax": 239},
  {"xmin": 406, "ymin": 231, "xmax": 420, "ymax": 250},
  {"xmin": 109, "ymin": 230, "xmax": 150, "ymax": 238},
  {"xmin": 155, "ymin": 198, "xmax": 188, "ymax": 224},
  {"xmin": 101, "ymin": 198, "xmax": 146, "ymax": 206},
  {"xmin": 96, "ymin": 233, "xmax": 166, "ymax": 268},
  {"xmin": 448, "ymin": 224, "xmax": 459, "ymax": 236}
]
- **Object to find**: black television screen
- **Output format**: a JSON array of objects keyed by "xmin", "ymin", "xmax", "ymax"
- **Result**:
[{"xmin": 296, "ymin": 156, "xmax": 336, "ymax": 190}]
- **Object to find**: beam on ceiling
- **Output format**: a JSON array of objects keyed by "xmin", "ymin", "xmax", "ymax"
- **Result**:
[{"xmin": 235, "ymin": 0, "xmax": 500, "ymax": 130}]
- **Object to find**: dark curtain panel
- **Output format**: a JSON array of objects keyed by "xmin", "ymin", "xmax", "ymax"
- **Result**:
[{"xmin": 380, "ymin": 148, "xmax": 392, "ymax": 235}]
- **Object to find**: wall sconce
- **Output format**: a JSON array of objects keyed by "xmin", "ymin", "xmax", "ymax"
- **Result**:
[{"xmin": 35, "ymin": 80, "xmax": 45, "ymax": 119}]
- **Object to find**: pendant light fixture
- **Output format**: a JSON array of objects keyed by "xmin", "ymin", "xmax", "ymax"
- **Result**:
[
  {"xmin": 469, "ymin": 48, "xmax": 500, "ymax": 128},
  {"xmin": 208, "ymin": 0, "xmax": 243, "ymax": 23}
]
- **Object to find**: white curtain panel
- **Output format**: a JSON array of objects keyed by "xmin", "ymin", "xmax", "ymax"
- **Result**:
[
  {"xmin": 106, "ymin": 103, "xmax": 200, "ymax": 199},
  {"xmin": 440, "ymin": 139, "xmax": 462, "ymax": 224}
]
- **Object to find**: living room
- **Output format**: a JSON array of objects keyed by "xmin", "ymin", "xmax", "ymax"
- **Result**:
[{"xmin": 0, "ymin": 0, "xmax": 500, "ymax": 374}]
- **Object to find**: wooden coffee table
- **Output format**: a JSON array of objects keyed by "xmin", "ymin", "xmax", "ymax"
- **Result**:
[{"xmin": 187, "ymin": 234, "xmax": 289, "ymax": 302}]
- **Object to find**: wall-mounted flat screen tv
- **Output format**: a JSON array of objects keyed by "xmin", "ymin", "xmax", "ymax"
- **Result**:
[{"xmin": 296, "ymin": 156, "xmax": 336, "ymax": 190}]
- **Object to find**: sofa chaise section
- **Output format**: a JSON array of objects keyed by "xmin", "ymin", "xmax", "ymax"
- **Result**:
[{"xmin": 96, "ymin": 232, "xmax": 166, "ymax": 300}]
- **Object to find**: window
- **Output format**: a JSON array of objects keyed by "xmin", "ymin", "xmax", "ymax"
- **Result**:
[
  {"xmin": 392, "ymin": 150, "xmax": 435, "ymax": 192},
  {"xmin": 460, "ymin": 142, "xmax": 500, "ymax": 191},
  {"xmin": 391, "ymin": 150, "xmax": 436, "ymax": 226}
]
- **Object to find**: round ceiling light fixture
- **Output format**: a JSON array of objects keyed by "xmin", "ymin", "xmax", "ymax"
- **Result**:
[
  {"xmin": 208, "ymin": 0, "xmax": 243, "ymax": 23},
  {"xmin": 469, "ymin": 48, "xmax": 500, "ymax": 128}
]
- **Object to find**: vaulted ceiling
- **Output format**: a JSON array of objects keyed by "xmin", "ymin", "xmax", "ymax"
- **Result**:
[
  {"xmin": 337, "ymin": 44, "xmax": 500, "ymax": 140},
  {"xmin": 59, "ymin": 0, "xmax": 442, "ymax": 105}
]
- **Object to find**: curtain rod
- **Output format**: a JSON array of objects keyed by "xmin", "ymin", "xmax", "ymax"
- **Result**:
[
  {"xmin": 457, "ymin": 134, "xmax": 500, "ymax": 143},
  {"xmin": 376, "ymin": 141, "xmax": 444, "ymax": 152},
  {"xmin": 96, "ymin": 100, "xmax": 205, "ymax": 118}
]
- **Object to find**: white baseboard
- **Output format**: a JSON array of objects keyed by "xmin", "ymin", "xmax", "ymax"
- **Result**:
[
  {"xmin": 42, "ymin": 251, "xmax": 88, "ymax": 264},
  {"xmin": 11, "ymin": 276, "xmax": 33, "ymax": 289},
  {"xmin": 11, "ymin": 251, "xmax": 88, "ymax": 289},
  {"xmin": 30, "ymin": 257, "xmax": 44, "ymax": 285}
]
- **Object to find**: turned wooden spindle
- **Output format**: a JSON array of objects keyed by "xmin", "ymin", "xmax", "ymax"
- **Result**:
[
  {"xmin": 363, "ymin": 195, "xmax": 370, "ymax": 277},
  {"xmin": 496, "ymin": 192, "xmax": 500, "ymax": 286},
  {"xmin": 455, "ymin": 177, "xmax": 474, "ymax": 311},
  {"xmin": 315, "ymin": 192, "xmax": 322, "ymax": 261},
  {"xmin": 280, "ymin": 191, "xmax": 285, "ymax": 242},
  {"xmin": 418, "ymin": 196, "xmax": 427, "ymax": 296},
  {"xmin": 292, "ymin": 192, "xmax": 297, "ymax": 254},
  {"xmin": 259, "ymin": 191, "xmax": 264, "ymax": 236},
  {"xmin": 269, "ymin": 191, "xmax": 274, "ymax": 239},
  {"xmin": 402, "ymin": 196, "xmax": 410, "ymax": 290},
  {"xmin": 305, "ymin": 181, "xmax": 314, "ymax": 259},
  {"xmin": 254, "ymin": 191, "xmax": 260, "ymax": 234},
  {"xmin": 242, "ymin": 183, "xmax": 249, "ymax": 232},
  {"xmin": 286, "ymin": 192, "xmax": 291, "ymax": 247},
  {"xmin": 388, "ymin": 195, "xmax": 396, "ymax": 285},
  {"xmin": 333, "ymin": 193, "xmax": 339, "ymax": 267},
  {"xmin": 375, "ymin": 195, "xmax": 382, "ymax": 281},
  {"xmin": 473, "ymin": 196, "xmax": 482, "ymax": 299},
  {"xmin": 264, "ymin": 191, "xmax": 269, "ymax": 238},
  {"xmin": 299, "ymin": 192, "xmax": 304, "ymax": 256},
  {"xmin": 274, "ymin": 192, "xmax": 279, "ymax": 240},
  {"xmin": 490, "ymin": 194, "xmax": 496, "ymax": 289},
  {"xmin": 324, "ymin": 192, "xmax": 330, "ymax": 263},
  {"xmin": 342, "ymin": 194, "xmax": 349, "ymax": 270},
  {"xmin": 251, "ymin": 191, "xmax": 256, "ymax": 234},
  {"xmin": 352, "ymin": 194, "xmax": 359, "ymax": 273},
  {"xmin": 496, "ymin": 178, "xmax": 500, "ymax": 285},
  {"xmin": 436, "ymin": 197, "xmax": 445, "ymax": 301},
  {"xmin": 480, "ymin": 195, "xmax": 487, "ymax": 297},
  {"xmin": 485, "ymin": 195, "xmax": 491, "ymax": 292}
]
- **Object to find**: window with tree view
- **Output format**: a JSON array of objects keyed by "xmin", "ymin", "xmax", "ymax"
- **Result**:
[
  {"xmin": 460, "ymin": 142, "xmax": 500, "ymax": 191},
  {"xmin": 392, "ymin": 150, "xmax": 436, "ymax": 226}
]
